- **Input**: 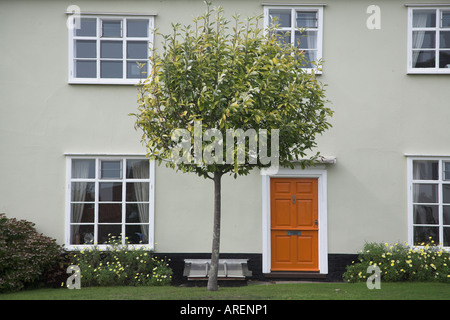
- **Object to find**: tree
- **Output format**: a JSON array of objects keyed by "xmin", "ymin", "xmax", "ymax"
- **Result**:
[{"xmin": 131, "ymin": 3, "xmax": 333, "ymax": 291}]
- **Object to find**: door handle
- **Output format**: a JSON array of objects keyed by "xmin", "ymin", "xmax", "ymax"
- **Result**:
[
  {"xmin": 314, "ymin": 219, "xmax": 318, "ymax": 225},
  {"xmin": 292, "ymin": 195, "xmax": 295, "ymax": 204}
]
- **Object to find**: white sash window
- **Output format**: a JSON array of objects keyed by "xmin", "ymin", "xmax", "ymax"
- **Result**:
[
  {"xmin": 68, "ymin": 14, "xmax": 154, "ymax": 84},
  {"xmin": 264, "ymin": 5, "xmax": 324, "ymax": 73},
  {"xmin": 66, "ymin": 156, "xmax": 155, "ymax": 249},
  {"xmin": 407, "ymin": 7, "xmax": 450, "ymax": 74},
  {"xmin": 408, "ymin": 157, "xmax": 450, "ymax": 248}
]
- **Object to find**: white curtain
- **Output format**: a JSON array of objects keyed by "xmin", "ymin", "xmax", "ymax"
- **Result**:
[
  {"xmin": 306, "ymin": 31, "xmax": 317, "ymax": 67},
  {"xmin": 71, "ymin": 160, "xmax": 90, "ymax": 244},
  {"xmin": 131, "ymin": 161, "xmax": 149, "ymax": 243},
  {"xmin": 412, "ymin": 12, "xmax": 429, "ymax": 67}
]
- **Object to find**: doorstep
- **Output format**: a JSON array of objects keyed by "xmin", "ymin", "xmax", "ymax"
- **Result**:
[{"xmin": 263, "ymin": 271, "xmax": 327, "ymax": 279}]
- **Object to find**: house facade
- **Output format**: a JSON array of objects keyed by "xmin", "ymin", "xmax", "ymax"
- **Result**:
[{"xmin": 1, "ymin": 0, "xmax": 449, "ymax": 282}]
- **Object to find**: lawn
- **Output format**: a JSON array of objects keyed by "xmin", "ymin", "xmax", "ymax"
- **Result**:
[
  {"xmin": 1, "ymin": 282, "xmax": 448, "ymax": 318},
  {"xmin": 1, "ymin": 281, "xmax": 448, "ymax": 300}
]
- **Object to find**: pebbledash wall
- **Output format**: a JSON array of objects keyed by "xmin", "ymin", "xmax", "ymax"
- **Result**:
[{"xmin": 1, "ymin": 0, "xmax": 450, "ymax": 282}]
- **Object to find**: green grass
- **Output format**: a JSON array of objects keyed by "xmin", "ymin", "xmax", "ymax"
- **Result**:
[{"xmin": 1, "ymin": 281, "xmax": 449, "ymax": 300}]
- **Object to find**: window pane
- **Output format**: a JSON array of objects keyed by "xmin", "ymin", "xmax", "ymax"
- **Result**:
[
  {"xmin": 99, "ymin": 182, "xmax": 122, "ymax": 201},
  {"xmin": 443, "ymin": 184, "xmax": 450, "ymax": 203},
  {"xmin": 126, "ymin": 224, "xmax": 148, "ymax": 244},
  {"xmin": 440, "ymin": 31, "xmax": 450, "ymax": 48},
  {"xmin": 444, "ymin": 227, "xmax": 450, "ymax": 246},
  {"xmin": 127, "ymin": 41, "xmax": 148, "ymax": 59},
  {"xmin": 296, "ymin": 11, "xmax": 317, "ymax": 28},
  {"xmin": 413, "ymin": 10, "xmax": 436, "ymax": 28},
  {"xmin": 75, "ymin": 60, "xmax": 96, "ymax": 78},
  {"xmin": 412, "ymin": 160, "xmax": 438, "ymax": 180},
  {"xmin": 412, "ymin": 31, "xmax": 435, "ymax": 49},
  {"xmin": 101, "ymin": 41, "xmax": 123, "ymax": 58},
  {"xmin": 269, "ymin": 9, "xmax": 291, "ymax": 28},
  {"xmin": 102, "ymin": 20, "xmax": 122, "ymax": 37},
  {"xmin": 100, "ymin": 61, "xmax": 123, "ymax": 78},
  {"xmin": 71, "ymin": 203, "xmax": 95, "ymax": 223},
  {"xmin": 72, "ymin": 159, "xmax": 95, "ymax": 178},
  {"xmin": 443, "ymin": 206, "xmax": 450, "ymax": 225},
  {"xmin": 413, "ymin": 226, "xmax": 439, "ymax": 245},
  {"xmin": 98, "ymin": 225, "xmax": 122, "ymax": 244},
  {"xmin": 99, "ymin": 203, "xmax": 122, "ymax": 223},
  {"xmin": 75, "ymin": 40, "xmax": 96, "ymax": 58},
  {"xmin": 126, "ymin": 182, "xmax": 149, "ymax": 202},
  {"xmin": 127, "ymin": 61, "xmax": 147, "ymax": 79},
  {"xmin": 127, "ymin": 19, "xmax": 148, "ymax": 37},
  {"xmin": 413, "ymin": 205, "xmax": 439, "ymax": 224},
  {"xmin": 126, "ymin": 203, "xmax": 149, "ymax": 223},
  {"xmin": 412, "ymin": 50, "xmax": 436, "ymax": 68},
  {"xmin": 76, "ymin": 18, "xmax": 97, "ymax": 37},
  {"xmin": 274, "ymin": 31, "xmax": 291, "ymax": 44},
  {"xmin": 101, "ymin": 160, "xmax": 122, "ymax": 179},
  {"xmin": 439, "ymin": 50, "xmax": 450, "ymax": 68},
  {"xmin": 295, "ymin": 31, "xmax": 317, "ymax": 49},
  {"xmin": 441, "ymin": 11, "xmax": 450, "ymax": 28},
  {"xmin": 126, "ymin": 159, "xmax": 149, "ymax": 178},
  {"xmin": 71, "ymin": 182, "xmax": 95, "ymax": 202},
  {"xmin": 70, "ymin": 224, "xmax": 94, "ymax": 244},
  {"xmin": 413, "ymin": 184, "xmax": 438, "ymax": 203},
  {"xmin": 302, "ymin": 51, "xmax": 317, "ymax": 68},
  {"xmin": 444, "ymin": 162, "xmax": 450, "ymax": 180}
]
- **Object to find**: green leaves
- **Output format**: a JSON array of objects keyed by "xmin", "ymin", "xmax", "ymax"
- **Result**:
[{"xmin": 132, "ymin": 3, "xmax": 333, "ymax": 178}]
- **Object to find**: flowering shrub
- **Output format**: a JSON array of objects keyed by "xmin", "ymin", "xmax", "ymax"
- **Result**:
[
  {"xmin": 67, "ymin": 235, "xmax": 172, "ymax": 287},
  {"xmin": 0, "ymin": 213, "xmax": 65, "ymax": 292},
  {"xmin": 343, "ymin": 241, "xmax": 450, "ymax": 283}
]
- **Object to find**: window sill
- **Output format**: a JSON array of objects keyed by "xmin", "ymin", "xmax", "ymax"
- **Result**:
[
  {"xmin": 68, "ymin": 78, "xmax": 146, "ymax": 85},
  {"xmin": 65, "ymin": 244, "xmax": 154, "ymax": 251},
  {"xmin": 407, "ymin": 69, "xmax": 450, "ymax": 75},
  {"xmin": 303, "ymin": 68, "xmax": 322, "ymax": 75}
]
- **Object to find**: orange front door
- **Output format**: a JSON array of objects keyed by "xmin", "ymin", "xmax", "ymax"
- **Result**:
[{"xmin": 270, "ymin": 178, "xmax": 319, "ymax": 271}]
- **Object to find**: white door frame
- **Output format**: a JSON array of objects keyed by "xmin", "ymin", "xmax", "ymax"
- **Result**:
[{"xmin": 261, "ymin": 167, "xmax": 328, "ymax": 274}]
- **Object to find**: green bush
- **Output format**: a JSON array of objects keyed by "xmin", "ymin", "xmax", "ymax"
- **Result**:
[
  {"xmin": 0, "ymin": 213, "xmax": 65, "ymax": 292},
  {"xmin": 343, "ymin": 241, "xmax": 450, "ymax": 283},
  {"xmin": 67, "ymin": 235, "xmax": 172, "ymax": 287}
]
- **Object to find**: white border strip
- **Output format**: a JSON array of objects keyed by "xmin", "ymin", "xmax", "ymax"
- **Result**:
[
  {"xmin": 404, "ymin": 3, "xmax": 450, "ymax": 6},
  {"xmin": 261, "ymin": 3, "xmax": 327, "ymax": 6},
  {"xmin": 66, "ymin": 11, "xmax": 157, "ymax": 16}
]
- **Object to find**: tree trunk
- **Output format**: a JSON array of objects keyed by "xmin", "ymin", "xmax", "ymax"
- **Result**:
[{"xmin": 207, "ymin": 171, "xmax": 222, "ymax": 291}]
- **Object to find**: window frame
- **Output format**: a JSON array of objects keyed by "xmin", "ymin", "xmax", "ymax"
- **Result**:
[
  {"xmin": 65, "ymin": 155, "xmax": 155, "ymax": 251},
  {"xmin": 407, "ymin": 156, "xmax": 450, "ymax": 250},
  {"xmin": 263, "ymin": 5, "xmax": 324, "ymax": 74},
  {"xmin": 68, "ymin": 13, "xmax": 155, "ymax": 84},
  {"xmin": 407, "ymin": 6, "xmax": 450, "ymax": 74}
]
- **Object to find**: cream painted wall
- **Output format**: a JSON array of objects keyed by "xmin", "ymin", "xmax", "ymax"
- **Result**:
[
  {"xmin": 154, "ymin": 168, "xmax": 262, "ymax": 253},
  {"xmin": 1, "ymin": 0, "xmax": 449, "ymax": 255},
  {"xmin": 314, "ymin": 1, "xmax": 450, "ymax": 253}
]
